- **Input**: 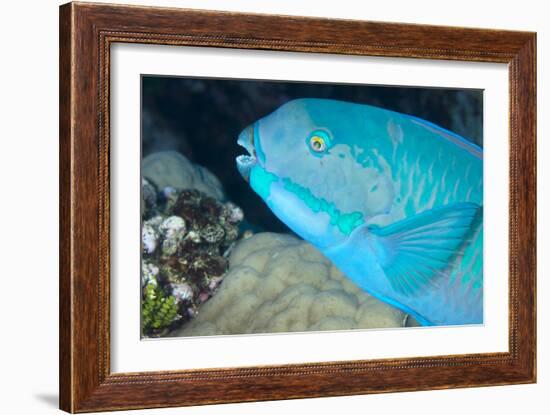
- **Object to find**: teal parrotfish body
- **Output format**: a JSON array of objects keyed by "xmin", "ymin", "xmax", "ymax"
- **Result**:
[{"xmin": 236, "ymin": 98, "xmax": 483, "ymax": 326}]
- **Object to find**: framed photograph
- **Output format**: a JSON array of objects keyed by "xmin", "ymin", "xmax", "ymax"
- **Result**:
[{"xmin": 59, "ymin": 2, "xmax": 536, "ymax": 412}]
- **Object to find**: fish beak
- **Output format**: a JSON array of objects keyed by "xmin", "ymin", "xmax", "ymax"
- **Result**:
[{"xmin": 236, "ymin": 125, "xmax": 257, "ymax": 182}]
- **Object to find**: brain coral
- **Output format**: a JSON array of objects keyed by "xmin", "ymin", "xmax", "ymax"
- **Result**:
[{"xmin": 172, "ymin": 232, "xmax": 406, "ymax": 337}]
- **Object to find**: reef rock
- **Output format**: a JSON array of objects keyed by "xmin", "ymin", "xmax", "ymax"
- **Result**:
[
  {"xmin": 172, "ymin": 232, "xmax": 406, "ymax": 336},
  {"xmin": 141, "ymin": 178, "xmax": 158, "ymax": 218},
  {"xmin": 141, "ymin": 188, "xmax": 244, "ymax": 338},
  {"xmin": 142, "ymin": 151, "xmax": 224, "ymax": 200}
]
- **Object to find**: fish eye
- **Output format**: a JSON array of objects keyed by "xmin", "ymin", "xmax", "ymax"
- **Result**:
[
  {"xmin": 310, "ymin": 136, "xmax": 326, "ymax": 152},
  {"xmin": 307, "ymin": 130, "xmax": 331, "ymax": 154}
]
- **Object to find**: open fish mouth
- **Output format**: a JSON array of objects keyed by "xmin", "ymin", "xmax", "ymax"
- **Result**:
[
  {"xmin": 236, "ymin": 154, "xmax": 256, "ymax": 181},
  {"xmin": 236, "ymin": 125, "xmax": 257, "ymax": 181}
]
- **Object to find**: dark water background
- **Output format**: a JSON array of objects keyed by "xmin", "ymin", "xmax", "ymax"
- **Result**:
[{"xmin": 142, "ymin": 77, "xmax": 483, "ymax": 233}]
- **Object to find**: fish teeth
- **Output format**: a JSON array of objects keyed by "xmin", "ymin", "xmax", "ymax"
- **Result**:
[
  {"xmin": 236, "ymin": 154, "xmax": 255, "ymax": 165},
  {"xmin": 236, "ymin": 154, "xmax": 256, "ymax": 181}
]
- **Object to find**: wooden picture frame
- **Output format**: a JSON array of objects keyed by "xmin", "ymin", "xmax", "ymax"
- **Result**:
[{"xmin": 59, "ymin": 2, "xmax": 536, "ymax": 412}]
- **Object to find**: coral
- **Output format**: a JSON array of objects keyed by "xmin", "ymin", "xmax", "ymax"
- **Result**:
[
  {"xmin": 140, "ymin": 172, "xmax": 245, "ymax": 337},
  {"xmin": 142, "ymin": 216, "xmax": 162, "ymax": 255},
  {"xmin": 159, "ymin": 216, "xmax": 187, "ymax": 256},
  {"xmin": 172, "ymin": 233, "xmax": 406, "ymax": 337},
  {"xmin": 141, "ymin": 259, "xmax": 159, "ymax": 287},
  {"xmin": 224, "ymin": 202, "xmax": 244, "ymax": 224},
  {"xmin": 156, "ymin": 189, "xmax": 240, "ymax": 303},
  {"xmin": 142, "ymin": 151, "xmax": 224, "ymax": 200},
  {"xmin": 141, "ymin": 177, "xmax": 157, "ymax": 218},
  {"xmin": 171, "ymin": 282, "xmax": 194, "ymax": 302}
]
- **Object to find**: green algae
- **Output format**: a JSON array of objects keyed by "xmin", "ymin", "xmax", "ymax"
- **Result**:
[{"xmin": 142, "ymin": 283, "xmax": 180, "ymax": 334}]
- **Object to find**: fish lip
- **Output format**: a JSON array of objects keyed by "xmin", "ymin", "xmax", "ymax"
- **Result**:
[{"xmin": 236, "ymin": 125, "xmax": 257, "ymax": 182}]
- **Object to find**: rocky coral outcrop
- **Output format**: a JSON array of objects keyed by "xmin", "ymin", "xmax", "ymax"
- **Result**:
[
  {"xmin": 141, "ymin": 188, "xmax": 244, "ymax": 337},
  {"xmin": 140, "ymin": 152, "xmax": 245, "ymax": 337}
]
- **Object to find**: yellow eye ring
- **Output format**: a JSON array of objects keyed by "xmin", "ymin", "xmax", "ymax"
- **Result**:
[{"xmin": 309, "ymin": 135, "xmax": 326, "ymax": 152}]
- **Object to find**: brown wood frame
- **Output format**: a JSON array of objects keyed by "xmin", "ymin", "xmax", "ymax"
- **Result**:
[{"xmin": 59, "ymin": 2, "xmax": 536, "ymax": 412}]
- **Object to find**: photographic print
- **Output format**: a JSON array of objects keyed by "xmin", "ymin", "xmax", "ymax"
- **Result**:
[{"xmin": 140, "ymin": 77, "xmax": 483, "ymax": 338}]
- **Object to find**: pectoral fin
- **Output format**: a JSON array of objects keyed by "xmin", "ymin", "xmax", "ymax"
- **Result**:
[{"xmin": 369, "ymin": 202, "xmax": 481, "ymax": 296}]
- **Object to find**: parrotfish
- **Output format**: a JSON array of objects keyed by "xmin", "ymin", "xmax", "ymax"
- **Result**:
[{"xmin": 236, "ymin": 98, "xmax": 482, "ymax": 326}]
